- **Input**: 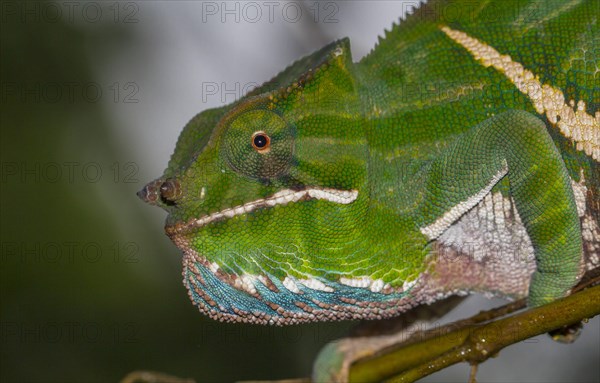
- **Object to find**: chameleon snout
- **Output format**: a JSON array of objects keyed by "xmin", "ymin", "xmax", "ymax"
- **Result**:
[
  {"xmin": 137, "ymin": 178, "xmax": 182, "ymax": 206},
  {"xmin": 137, "ymin": 179, "xmax": 162, "ymax": 205}
]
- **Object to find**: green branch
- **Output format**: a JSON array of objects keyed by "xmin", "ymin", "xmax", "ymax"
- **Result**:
[{"xmin": 351, "ymin": 284, "xmax": 600, "ymax": 382}]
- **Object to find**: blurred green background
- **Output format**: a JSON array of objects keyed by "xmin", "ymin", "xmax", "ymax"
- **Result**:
[{"xmin": 1, "ymin": 1, "xmax": 598, "ymax": 382}]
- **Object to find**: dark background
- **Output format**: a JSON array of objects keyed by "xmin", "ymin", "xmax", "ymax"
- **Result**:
[{"xmin": 1, "ymin": 1, "xmax": 598, "ymax": 382}]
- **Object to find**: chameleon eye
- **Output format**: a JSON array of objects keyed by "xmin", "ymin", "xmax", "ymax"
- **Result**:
[
  {"xmin": 222, "ymin": 109, "xmax": 294, "ymax": 179},
  {"xmin": 251, "ymin": 131, "xmax": 270, "ymax": 153}
]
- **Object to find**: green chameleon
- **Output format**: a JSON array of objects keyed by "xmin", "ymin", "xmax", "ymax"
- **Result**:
[{"xmin": 139, "ymin": 0, "xmax": 599, "ymax": 371}]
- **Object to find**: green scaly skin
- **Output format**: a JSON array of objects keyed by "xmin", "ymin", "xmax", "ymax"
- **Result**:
[{"xmin": 139, "ymin": 0, "xmax": 599, "ymax": 325}]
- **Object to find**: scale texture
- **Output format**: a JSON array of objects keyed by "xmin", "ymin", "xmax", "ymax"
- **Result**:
[{"xmin": 140, "ymin": 0, "xmax": 600, "ymax": 325}]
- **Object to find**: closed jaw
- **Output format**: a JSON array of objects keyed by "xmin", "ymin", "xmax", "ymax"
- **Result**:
[{"xmin": 166, "ymin": 187, "xmax": 358, "ymax": 235}]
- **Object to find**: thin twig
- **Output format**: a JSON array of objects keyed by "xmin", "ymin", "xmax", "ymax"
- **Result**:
[{"xmin": 468, "ymin": 364, "xmax": 478, "ymax": 383}]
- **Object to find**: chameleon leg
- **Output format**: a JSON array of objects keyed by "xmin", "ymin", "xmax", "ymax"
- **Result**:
[
  {"xmin": 421, "ymin": 110, "xmax": 582, "ymax": 307},
  {"xmin": 311, "ymin": 111, "xmax": 582, "ymax": 382}
]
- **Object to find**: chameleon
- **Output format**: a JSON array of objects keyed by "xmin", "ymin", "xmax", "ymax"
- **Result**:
[{"xmin": 139, "ymin": 0, "xmax": 599, "ymax": 333}]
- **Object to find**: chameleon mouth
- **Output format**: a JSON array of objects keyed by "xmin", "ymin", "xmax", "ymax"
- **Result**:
[{"xmin": 165, "ymin": 187, "xmax": 358, "ymax": 236}]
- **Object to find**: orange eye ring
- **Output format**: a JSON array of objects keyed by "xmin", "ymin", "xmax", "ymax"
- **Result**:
[{"xmin": 251, "ymin": 131, "xmax": 271, "ymax": 153}]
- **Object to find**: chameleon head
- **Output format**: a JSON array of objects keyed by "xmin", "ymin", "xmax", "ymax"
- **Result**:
[{"xmin": 138, "ymin": 40, "xmax": 416, "ymax": 324}]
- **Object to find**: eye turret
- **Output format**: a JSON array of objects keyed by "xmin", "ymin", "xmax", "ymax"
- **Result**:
[{"xmin": 222, "ymin": 109, "xmax": 294, "ymax": 179}]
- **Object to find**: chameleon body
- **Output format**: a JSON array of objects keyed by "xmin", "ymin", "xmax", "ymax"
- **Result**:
[{"xmin": 139, "ymin": 0, "xmax": 599, "ymax": 325}]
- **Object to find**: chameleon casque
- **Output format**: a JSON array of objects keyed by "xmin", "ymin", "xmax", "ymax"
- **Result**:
[{"xmin": 139, "ymin": 0, "xmax": 599, "ymax": 333}]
